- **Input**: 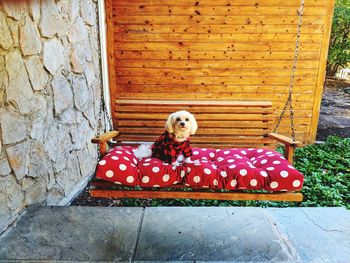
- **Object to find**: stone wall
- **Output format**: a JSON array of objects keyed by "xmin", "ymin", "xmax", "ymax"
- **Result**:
[{"xmin": 0, "ymin": 0, "xmax": 101, "ymax": 233}]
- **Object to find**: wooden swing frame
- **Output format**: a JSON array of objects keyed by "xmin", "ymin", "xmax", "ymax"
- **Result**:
[{"xmin": 90, "ymin": 100, "xmax": 303, "ymax": 202}]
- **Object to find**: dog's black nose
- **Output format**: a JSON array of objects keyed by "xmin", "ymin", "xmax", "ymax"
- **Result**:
[{"xmin": 180, "ymin": 122, "xmax": 185, "ymax": 127}]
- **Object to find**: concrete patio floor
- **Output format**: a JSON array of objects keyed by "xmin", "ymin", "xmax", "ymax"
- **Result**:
[{"xmin": 0, "ymin": 206, "xmax": 349, "ymax": 263}]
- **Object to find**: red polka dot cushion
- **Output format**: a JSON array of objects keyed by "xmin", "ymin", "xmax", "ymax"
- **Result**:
[{"xmin": 95, "ymin": 146, "xmax": 304, "ymax": 191}]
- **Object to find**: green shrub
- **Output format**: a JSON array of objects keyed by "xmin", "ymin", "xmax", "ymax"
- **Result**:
[{"xmin": 294, "ymin": 136, "xmax": 350, "ymax": 209}]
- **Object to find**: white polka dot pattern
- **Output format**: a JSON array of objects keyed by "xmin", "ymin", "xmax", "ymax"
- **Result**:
[
  {"xmin": 95, "ymin": 146, "xmax": 304, "ymax": 192},
  {"xmin": 260, "ymin": 171, "xmax": 268, "ymax": 177},
  {"xmin": 142, "ymin": 176, "xmax": 150, "ymax": 183},
  {"xmin": 162, "ymin": 174, "xmax": 170, "ymax": 182},
  {"xmin": 106, "ymin": 170, "xmax": 113, "ymax": 178},
  {"xmin": 239, "ymin": 169, "xmax": 247, "ymax": 176},
  {"xmin": 152, "ymin": 167, "xmax": 160, "ymax": 173},
  {"xmin": 293, "ymin": 180, "xmax": 301, "ymax": 187},
  {"xmin": 250, "ymin": 179, "xmax": 258, "ymax": 186},
  {"xmin": 193, "ymin": 176, "xmax": 200, "ymax": 183},
  {"xmin": 126, "ymin": 176, "xmax": 134, "ymax": 183},
  {"xmin": 220, "ymin": 171, "xmax": 227, "ymax": 177},
  {"xmin": 280, "ymin": 170, "xmax": 289, "ymax": 178},
  {"xmin": 270, "ymin": 181, "xmax": 278, "ymax": 189},
  {"xmin": 180, "ymin": 170, "xmax": 186, "ymax": 178},
  {"xmin": 119, "ymin": 164, "xmax": 127, "ymax": 171},
  {"xmin": 230, "ymin": 180, "xmax": 237, "ymax": 187},
  {"xmin": 204, "ymin": 168, "xmax": 211, "ymax": 175}
]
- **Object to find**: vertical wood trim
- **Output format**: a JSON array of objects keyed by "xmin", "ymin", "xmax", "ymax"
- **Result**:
[
  {"xmin": 105, "ymin": 0, "xmax": 118, "ymax": 129},
  {"xmin": 98, "ymin": 0, "xmax": 112, "ymax": 127},
  {"xmin": 310, "ymin": 0, "xmax": 335, "ymax": 143}
]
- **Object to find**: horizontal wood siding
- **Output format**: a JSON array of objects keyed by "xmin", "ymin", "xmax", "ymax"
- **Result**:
[
  {"xmin": 114, "ymin": 99, "xmax": 275, "ymax": 148},
  {"xmin": 107, "ymin": 0, "xmax": 335, "ymax": 143}
]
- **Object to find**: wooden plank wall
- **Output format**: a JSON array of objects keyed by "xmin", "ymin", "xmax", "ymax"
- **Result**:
[{"xmin": 106, "ymin": 0, "xmax": 335, "ymax": 144}]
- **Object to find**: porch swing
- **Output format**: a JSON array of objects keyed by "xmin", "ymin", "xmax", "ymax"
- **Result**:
[{"xmin": 90, "ymin": 0, "xmax": 307, "ymax": 202}]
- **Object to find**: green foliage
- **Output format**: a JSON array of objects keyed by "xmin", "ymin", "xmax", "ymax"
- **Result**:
[
  {"xmin": 326, "ymin": 0, "xmax": 350, "ymax": 76},
  {"xmin": 117, "ymin": 137, "xmax": 350, "ymax": 209},
  {"xmin": 294, "ymin": 136, "xmax": 350, "ymax": 209}
]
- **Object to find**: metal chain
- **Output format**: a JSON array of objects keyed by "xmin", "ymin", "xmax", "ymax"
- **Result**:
[
  {"xmin": 273, "ymin": 0, "xmax": 305, "ymax": 141},
  {"xmin": 95, "ymin": 1, "xmax": 113, "ymax": 137},
  {"xmin": 95, "ymin": 1, "xmax": 113, "ymax": 159}
]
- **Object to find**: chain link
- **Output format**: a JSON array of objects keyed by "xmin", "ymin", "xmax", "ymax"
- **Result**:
[
  {"xmin": 273, "ymin": 0, "xmax": 304, "ymax": 141},
  {"xmin": 95, "ymin": 1, "xmax": 113, "ymax": 159}
]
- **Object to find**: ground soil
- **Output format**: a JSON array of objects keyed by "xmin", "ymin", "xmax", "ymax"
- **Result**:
[
  {"xmin": 316, "ymin": 78, "xmax": 350, "ymax": 141},
  {"xmin": 72, "ymin": 78, "xmax": 350, "ymax": 207}
]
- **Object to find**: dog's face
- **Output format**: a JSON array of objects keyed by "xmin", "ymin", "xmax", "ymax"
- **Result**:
[{"xmin": 165, "ymin": 110, "xmax": 198, "ymax": 141}]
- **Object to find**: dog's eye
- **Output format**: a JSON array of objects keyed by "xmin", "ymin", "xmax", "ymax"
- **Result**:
[
  {"xmin": 176, "ymin": 117, "xmax": 181, "ymax": 122},
  {"xmin": 185, "ymin": 118, "xmax": 189, "ymax": 121}
]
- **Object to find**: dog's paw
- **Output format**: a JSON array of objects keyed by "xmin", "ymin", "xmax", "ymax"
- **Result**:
[
  {"xmin": 184, "ymin": 157, "xmax": 193, "ymax": 164},
  {"xmin": 172, "ymin": 161, "xmax": 182, "ymax": 166}
]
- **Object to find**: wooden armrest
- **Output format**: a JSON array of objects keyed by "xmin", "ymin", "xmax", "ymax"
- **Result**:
[
  {"xmin": 267, "ymin": 133, "xmax": 302, "ymax": 164},
  {"xmin": 91, "ymin": 130, "xmax": 120, "ymax": 144},
  {"xmin": 267, "ymin": 133, "xmax": 302, "ymax": 147},
  {"xmin": 91, "ymin": 130, "xmax": 119, "ymax": 157}
]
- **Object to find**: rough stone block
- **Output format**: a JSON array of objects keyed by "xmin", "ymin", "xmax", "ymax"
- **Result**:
[
  {"xmin": 0, "ymin": 158, "xmax": 12, "ymax": 176},
  {"xmin": 1, "ymin": 1, "xmax": 26, "ymax": 20},
  {"xmin": 0, "ymin": 175, "xmax": 23, "ymax": 212},
  {"xmin": 43, "ymin": 39, "xmax": 65, "ymax": 75},
  {"xmin": 0, "ymin": 11, "xmax": 12, "ymax": 50},
  {"xmin": 20, "ymin": 15, "xmax": 42, "ymax": 55},
  {"xmin": 39, "ymin": 0, "xmax": 63, "ymax": 37},
  {"xmin": 52, "ymin": 75, "xmax": 73, "ymax": 115},
  {"xmin": 28, "ymin": 1, "xmax": 41, "ymax": 22},
  {"xmin": 24, "ymin": 56, "xmax": 48, "ymax": 91},
  {"xmin": 27, "ymin": 141, "xmax": 54, "ymax": 180},
  {"xmin": 6, "ymin": 18, "xmax": 19, "ymax": 47},
  {"xmin": 0, "ymin": 108, "xmax": 28, "ymax": 145},
  {"xmin": 6, "ymin": 141, "xmax": 30, "ymax": 181},
  {"xmin": 81, "ymin": 0, "xmax": 96, "ymax": 26},
  {"xmin": 5, "ymin": 50, "xmax": 36, "ymax": 114},
  {"xmin": 24, "ymin": 178, "xmax": 48, "ymax": 206},
  {"xmin": 67, "ymin": 17, "xmax": 89, "ymax": 43}
]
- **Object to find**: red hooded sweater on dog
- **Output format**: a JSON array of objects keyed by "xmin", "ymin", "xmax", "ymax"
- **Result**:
[{"xmin": 151, "ymin": 131, "xmax": 193, "ymax": 163}]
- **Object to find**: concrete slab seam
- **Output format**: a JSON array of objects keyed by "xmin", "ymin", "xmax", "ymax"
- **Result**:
[
  {"xmin": 262, "ymin": 209, "xmax": 302, "ymax": 263},
  {"xmin": 131, "ymin": 207, "xmax": 146, "ymax": 263}
]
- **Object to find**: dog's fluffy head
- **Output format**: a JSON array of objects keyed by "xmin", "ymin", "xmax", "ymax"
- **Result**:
[{"xmin": 165, "ymin": 110, "xmax": 197, "ymax": 141}]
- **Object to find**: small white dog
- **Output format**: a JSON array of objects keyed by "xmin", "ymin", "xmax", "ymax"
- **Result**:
[{"xmin": 133, "ymin": 110, "xmax": 198, "ymax": 166}]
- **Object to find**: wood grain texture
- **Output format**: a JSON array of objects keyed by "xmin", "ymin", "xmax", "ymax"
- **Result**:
[
  {"xmin": 114, "ymin": 0, "xmax": 326, "ymax": 6},
  {"xmin": 90, "ymin": 188, "xmax": 303, "ymax": 201},
  {"xmin": 310, "ymin": 0, "xmax": 335, "ymax": 141},
  {"xmin": 106, "ymin": 0, "xmax": 335, "ymax": 144},
  {"xmin": 105, "ymin": 0, "xmax": 118, "ymax": 130},
  {"xmin": 112, "ymin": 99, "xmax": 275, "ymax": 148}
]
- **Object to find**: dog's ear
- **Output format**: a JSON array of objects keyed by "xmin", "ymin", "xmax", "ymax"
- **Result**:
[
  {"xmin": 189, "ymin": 113, "xmax": 198, "ymax": 135},
  {"xmin": 165, "ymin": 112, "xmax": 175, "ymax": 133}
]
